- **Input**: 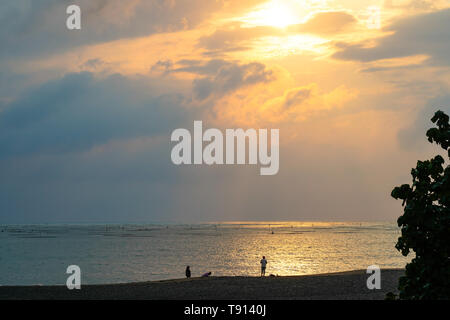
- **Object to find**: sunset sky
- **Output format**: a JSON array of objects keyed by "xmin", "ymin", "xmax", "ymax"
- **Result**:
[{"xmin": 1, "ymin": 0, "xmax": 450, "ymax": 223}]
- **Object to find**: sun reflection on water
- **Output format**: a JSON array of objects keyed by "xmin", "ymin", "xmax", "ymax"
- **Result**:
[{"xmin": 0, "ymin": 222, "xmax": 410, "ymax": 284}]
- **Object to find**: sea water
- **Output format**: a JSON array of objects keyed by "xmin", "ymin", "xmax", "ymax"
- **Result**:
[{"xmin": 0, "ymin": 222, "xmax": 410, "ymax": 285}]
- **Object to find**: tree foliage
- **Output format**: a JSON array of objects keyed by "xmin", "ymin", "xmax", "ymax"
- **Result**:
[{"xmin": 391, "ymin": 110, "xmax": 450, "ymax": 299}]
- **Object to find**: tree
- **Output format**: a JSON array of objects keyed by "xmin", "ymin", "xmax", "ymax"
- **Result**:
[{"xmin": 391, "ymin": 110, "xmax": 450, "ymax": 299}]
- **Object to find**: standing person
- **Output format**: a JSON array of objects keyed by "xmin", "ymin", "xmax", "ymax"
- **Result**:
[
  {"xmin": 185, "ymin": 266, "xmax": 191, "ymax": 278},
  {"xmin": 260, "ymin": 256, "xmax": 267, "ymax": 276}
]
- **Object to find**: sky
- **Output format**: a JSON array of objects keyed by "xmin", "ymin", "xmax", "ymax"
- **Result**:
[{"xmin": 1, "ymin": 0, "xmax": 450, "ymax": 224}]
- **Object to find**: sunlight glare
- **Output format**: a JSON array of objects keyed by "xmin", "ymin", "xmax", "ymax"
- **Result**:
[{"xmin": 241, "ymin": 0, "xmax": 302, "ymax": 28}]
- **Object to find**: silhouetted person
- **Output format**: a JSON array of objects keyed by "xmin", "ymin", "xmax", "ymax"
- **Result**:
[
  {"xmin": 201, "ymin": 272, "xmax": 212, "ymax": 277},
  {"xmin": 260, "ymin": 256, "xmax": 267, "ymax": 276},
  {"xmin": 185, "ymin": 266, "xmax": 191, "ymax": 278}
]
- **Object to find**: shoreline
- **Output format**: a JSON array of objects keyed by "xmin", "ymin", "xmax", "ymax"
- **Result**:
[{"xmin": 0, "ymin": 268, "xmax": 404, "ymax": 300}]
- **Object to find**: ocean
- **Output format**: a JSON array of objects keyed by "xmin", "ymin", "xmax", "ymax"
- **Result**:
[{"xmin": 0, "ymin": 222, "xmax": 410, "ymax": 285}]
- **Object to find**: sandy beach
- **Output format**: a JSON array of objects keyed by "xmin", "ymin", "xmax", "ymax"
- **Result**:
[{"xmin": 0, "ymin": 269, "xmax": 403, "ymax": 300}]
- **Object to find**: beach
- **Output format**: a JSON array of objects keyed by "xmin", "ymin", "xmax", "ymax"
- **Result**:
[{"xmin": 0, "ymin": 269, "xmax": 403, "ymax": 300}]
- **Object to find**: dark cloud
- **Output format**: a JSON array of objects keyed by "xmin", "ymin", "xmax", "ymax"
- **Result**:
[
  {"xmin": 0, "ymin": 70, "xmax": 30, "ymax": 105},
  {"xmin": 0, "ymin": 0, "xmax": 262, "ymax": 59},
  {"xmin": 0, "ymin": 72, "xmax": 191, "ymax": 157},
  {"xmin": 359, "ymin": 64, "xmax": 424, "ymax": 73},
  {"xmin": 150, "ymin": 58, "xmax": 275, "ymax": 100},
  {"xmin": 0, "ymin": 136, "xmax": 180, "ymax": 223},
  {"xmin": 0, "ymin": 70, "xmax": 196, "ymax": 223},
  {"xmin": 283, "ymin": 88, "xmax": 312, "ymax": 109},
  {"xmin": 150, "ymin": 59, "xmax": 174, "ymax": 74},
  {"xmin": 172, "ymin": 59, "xmax": 232, "ymax": 75},
  {"xmin": 333, "ymin": 8, "xmax": 450, "ymax": 66},
  {"xmin": 188, "ymin": 60, "xmax": 275, "ymax": 100}
]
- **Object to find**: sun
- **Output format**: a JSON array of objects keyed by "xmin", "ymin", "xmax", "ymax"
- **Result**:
[{"xmin": 240, "ymin": 0, "xmax": 301, "ymax": 28}]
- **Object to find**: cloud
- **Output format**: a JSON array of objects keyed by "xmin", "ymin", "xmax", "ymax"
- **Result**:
[
  {"xmin": 398, "ymin": 94, "xmax": 450, "ymax": 151},
  {"xmin": 0, "ymin": 69, "xmax": 200, "ymax": 223},
  {"xmin": 208, "ymin": 76, "xmax": 359, "ymax": 127},
  {"xmin": 160, "ymin": 59, "xmax": 275, "ymax": 100},
  {"xmin": 289, "ymin": 11, "xmax": 357, "ymax": 35},
  {"xmin": 283, "ymin": 87, "xmax": 312, "ymax": 109},
  {"xmin": 171, "ymin": 59, "xmax": 232, "ymax": 75},
  {"xmin": 0, "ymin": 0, "xmax": 264, "ymax": 59},
  {"xmin": 0, "ymin": 58, "xmax": 274, "ymax": 158},
  {"xmin": 269, "ymin": 84, "xmax": 358, "ymax": 122},
  {"xmin": 384, "ymin": 0, "xmax": 448, "ymax": 12},
  {"xmin": 197, "ymin": 24, "xmax": 280, "ymax": 53},
  {"xmin": 0, "ymin": 134, "xmax": 181, "ymax": 223},
  {"xmin": 196, "ymin": 11, "xmax": 357, "ymax": 55},
  {"xmin": 0, "ymin": 72, "xmax": 192, "ymax": 158},
  {"xmin": 333, "ymin": 8, "xmax": 450, "ymax": 66},
  {"xmin": 150, "ymin": 59, "xmax": 174, "ymax": 74},
  {"xmin": 193, "ymin": 61, "xmax": 274, "ymax": 100}
]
